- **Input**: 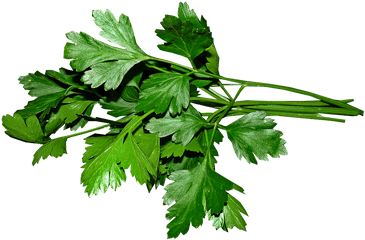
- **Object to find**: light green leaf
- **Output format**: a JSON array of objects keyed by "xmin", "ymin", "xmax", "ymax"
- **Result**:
[
  {"xmin": 64, "ymin": 30, "xmax": 148, "ymax": 90},
  {"xmin": 82, "ymin": 59, "xmax": 143, "ymax": 90},
  {"xmin": 2, "ymin": 114, "xmax": 47, "ymax": 143},
  {"xmin": 64, "ymin": 9, "xmax": 151, "ymax": 91},
  {"xmin": 136, "ymin": 73, "xmax": 191, "ymax": 115},
  {"xmin": 145, "ymin": 104, "xmax": 205, "ymax": 146},
  {"xmin": 163, "ymin": 162, "xmax": 235, "ymax": 238},
  {"xmin": 226, "ymin": 111, "xmax": 288, "ymax": 164},
  {"xmin": 32, "ymin": 137, "xmax": 68, "ymax": 165},
  {"xmin": 92, "ymin": 9, "xmax": 146, "ymax": 55}
]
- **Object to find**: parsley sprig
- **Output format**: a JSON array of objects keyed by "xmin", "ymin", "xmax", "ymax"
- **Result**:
[{"xmin": 2, "ymin": 2, "xmax": 362, "ymax": 239}]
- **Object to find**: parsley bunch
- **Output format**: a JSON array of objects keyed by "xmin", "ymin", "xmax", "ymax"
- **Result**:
[{"xmin": 2, "ymin": 2, "xmax": 363, "ymax": 239}]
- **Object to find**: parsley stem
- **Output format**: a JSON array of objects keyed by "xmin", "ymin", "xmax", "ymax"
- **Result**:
[
  {"xmin": 199, "ymin": 88, "xmax": 228, "ymax": 102},
  {"xmin": 217, "ymin": 81, "xmax": 233, "ymax": 100},
  {"xmin": 148, "ymin": 56, "xmax": 196, "ymax": 73},
  {"xmin": 238, "ymin": 105, "xmax": 360, "ymax": 116},
  {"xmin": 210, "ymin": 74, "xmax": 363, "ymax": 115},
  {"xmin": 204, "ymin": 85, "xmax": 246, "ymax": 170},
  {"xmin": 189, "ymin": 70, "xmax": 364, "ymax": 116},
  {"xmin": 202, "ymin": 110, "xmax": 346, "ymax": 123},
  {"xmin": 145, "ymin": 64, "xmax": 170, "ymax": 73},
  {"xmin": 149, "ymin": 55, "xmax": 363, "ymax": 115},
  {"xmin": 61, "ymin": 124, "xmax": 111, "ymax": 140},
  {"xmin": 191, "ymin": 97, "xmax": 354, "ymax": 108}
]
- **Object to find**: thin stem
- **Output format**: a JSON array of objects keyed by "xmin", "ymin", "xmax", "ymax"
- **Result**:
[
  {"xmin": 48, "ymin": 110, "xmax": 155, "ymax": 142},
  {"xmin": 217, "ymin": 81, "xmax": 233, "ymax": 100},
  {"xmin": 149, "ymin": 55, "xmax": 363, "ymax": 115},
  {"xmin": 240, "ymin": 105, "xmax": 360, "ymax": 116},
  {"xmin": 190, "ymin": 97, "xmax": 354, "ymax": 107},
  {"xmin": 62, "ymin": 124, "xmax": 110, "ymax": 140},
  {"xmin": 202, "ymin": 109, "xmax": 346, "ymax": 123},
  {"xmin": 200, "ymin": 88, "xmax": 228, "ymax": 102},
  {"xmin": 146, "ymin": 64, "xmax": 170, "ymax": 73},
  {"xmin": 204, "ymin": 85, "xmax": 246, "ymax": 170},
  {"xmin": 148, "ymin": 56, "xmax": 197, "ymax": 73},
  {"xmin": 216, "ymin": 75, "xmax": 363, "ymax": 115}
]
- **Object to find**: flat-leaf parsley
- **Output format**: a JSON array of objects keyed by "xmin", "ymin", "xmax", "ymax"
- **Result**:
[{"xmin": 2, "ymin": 2, "xmax": 363, "ymax": 239}]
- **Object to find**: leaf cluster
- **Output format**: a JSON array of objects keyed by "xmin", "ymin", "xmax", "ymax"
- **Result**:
[{"xmin": 2, "ymin": 2, "xmax": 363, "ymax": 239}]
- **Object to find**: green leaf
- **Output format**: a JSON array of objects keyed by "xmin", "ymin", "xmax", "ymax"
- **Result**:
[
  {"xmin": 145, "ymin": 104, "xmax": 205, "ymax": 145},
  {"xmin": 121, "ymin": 86, "xmax": 139, "ymax": 102},
  {"xmin": 16, "ymin": 91, "xmax": 67, "ymax": 120},
  {"xmin": 81, "ymin": 134, "xmax": 127, "ymax": 196},
  {"xmin": 81, "ymin": 115, "xmax": 159, "ymax": 196},
  {"xmin": 161, "ymin": 137, "xmax": 203, "ymax": 158},
  {"xmin": 177, "ymin": 2, "xmax": 212, "ymax": 33},
  {"xmin": 82, "ymin": 59, "xmax": 143, "ymax": 90},
  {"xmin": 64, "ymin": 31, "xmax": 147, "ymax": 90},
  {"xmin": 32, "ymin": 137, "xmax": 68, "ymax": 165},
  {"xmin": 45, "ymin": 68, "xmax": 87, "ymax": 89},
  {"xmin": 165, "ymin": 155, "xmax": 202, "ymax": 173},
  {"xmin": 99, "ymin": 97, "xmax": 136, "ymax": 117},
  {"xmin": 156, "ymin": 15, "xmax": 213, "ymax": 61},
  {"xmin": 16, "ymin": 69, "xmax": 90, "ymax": 120},
  {"xmin": 136, "ymin": 73, "xmax": 191, "ymax": 115},
  {"xmin": 44, "ymin": 99, "xmax": 95, "ymax": 135},
  {"xmin": 92, "ymin": 9, "xmax": 146, "ymax": 55},
  {"xmin": 226, "ymin": 111, "xmax": 288, "ymax": 164},
  {"xmin": 208, "ymin": 194, "xmax": 248, "ymax": 232},
  {"xmin": 222, "ymin": 194, "xmax": 248, "ymax": 230},
  {"xmin": 18, "ymin": 71, "xmax": 66, "ymax": 97},
  {"xmin": 122, "ymin": 126, "xmax": 160, "ymax": 184},
  {"xmin": 2, "ymin": 114, "xmax": 48, "ymax": 143},
  {"xmin": 205, "ymin": 44, "xmax": 220, "ymax": 75},
  {"xmin": 68, "ymin": 102, "xmax": 96, "ymax": 131},
  {"xmin": 199, "ymin": 128, "xmax": 223, "ymax": 156},
  {"xmin": 177, "ymin": 2, "xmax": 201, "ymax": 29},
  {"xmin": 163, "ymin": 162, "xmax": 236, "ymax": 238}
]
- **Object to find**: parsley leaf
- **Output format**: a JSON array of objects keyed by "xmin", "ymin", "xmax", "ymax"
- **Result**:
[
  {"xmin": 120, "ymin": 126, "xmax": 160, "ymax": 185},
  {"xmin": 156, "ymin": 15, "xmax": 213, "ymax": 62},
  {"xmin": 136, "ymin": 73, "xmax": 191, "ymax": 115},
  {"xmin": 3, "ymin": 3, "xmax": 363, "ymax": 238},
  {"xmin": 161, "ymin": 138, "xmax": 203, "ymax": 158},
  {"xmin": 16, "ymin": 69, "xmax": 83, "ymax": 120},
  {"xmin": 44, "ymin": 99, "xmax": 95, "ymax": 135},
  {"xmin": 65, "ymin": 9, "xmax": 149, "ymax": 91},
  {"xmin": 226, "ymin": 111, "xmax": 288, "ymax": 164},
  {"xmin": 81, "ymin": 134, "xmax": 126, "ymax": 196},
  {"xmin": 163, "ymin": 161, "xmax": 238, "ymax": 238},
  {"xmin": 145, "ymin": 104, "xmax": 205, "ymax": 145},
  {"xmin": 99, "ymin": 97, "xmax": 136, "ymax": 117},
  {"xmin": 208, "ymin": 194, "xmax": 248, "ymax": 232},
  {"xmin": 81, "ymin": 115, "xmax": 159, "ymax": 196},
  {"xmin": 32, "ymin": 137, "xmax": 68, "ymax": 165},
  {"xmin": 2, "ymin": 114, "xmax": 48, "ymax": 143}
]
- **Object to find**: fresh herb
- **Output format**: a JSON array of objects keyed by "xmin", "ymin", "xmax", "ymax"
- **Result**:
[{"xmin": 2, "ymin": 2, "xmax": 363, "ymax": 239}]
